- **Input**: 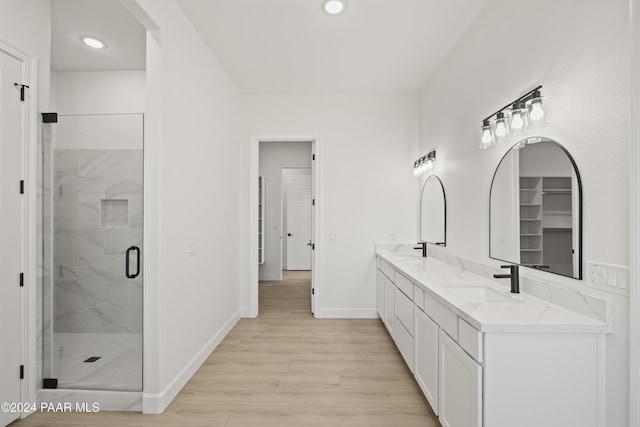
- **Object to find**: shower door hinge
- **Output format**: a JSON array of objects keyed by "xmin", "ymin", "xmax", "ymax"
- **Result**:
[
  {"xmin": 19, "ymin": 273, "xmax": 24, "ymax": 287},
  {"xmin": 19, "ymin": 365, "xmax": 24, "ymax": 379},
  {"xmin": 42, "ymin": 112, "xmax": 58, "ymax": 123},
  {"xmin": 19, "ymin": 180, "xmax": 24, "ymax": 194},
  {"xmin": 14, "ymin": 83, "xmax": 29, "ymax": 102}
]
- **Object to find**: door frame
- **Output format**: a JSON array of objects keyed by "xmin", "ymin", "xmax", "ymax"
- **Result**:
[
  {"xmin": 631, "ymin": 0, "xmax": 639, "ymax": 424},
  {"xmin": 0, "ymin": 41, "xmax": 39, "ymax": 417},
  {"xmin": 249, "ymin": 133, "xmax": 320, "ymax": 318}
]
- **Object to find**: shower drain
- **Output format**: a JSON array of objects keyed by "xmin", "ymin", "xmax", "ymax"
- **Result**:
[{"xmin": 83, "ymin": 356, "xmax": 101, "ymax": 363}]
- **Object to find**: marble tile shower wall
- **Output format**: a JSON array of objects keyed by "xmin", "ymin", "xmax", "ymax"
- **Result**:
[{"xmin": 54, "ymin": 149, "xmax": 143, "ymax": 334}]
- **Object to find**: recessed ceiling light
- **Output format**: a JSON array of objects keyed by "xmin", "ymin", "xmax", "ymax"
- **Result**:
[
  {"xmin": 323, "ymin": 0, "xmax": 346, "ymax": 15},
  {"xmin": 81, "ymin": 36, "xmax": 107, "ymax": 49}
]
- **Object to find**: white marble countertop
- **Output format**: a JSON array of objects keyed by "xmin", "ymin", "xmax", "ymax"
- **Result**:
[{"xmin": 376, "ymin": 245, "xmax": 609, "ymax": 333}]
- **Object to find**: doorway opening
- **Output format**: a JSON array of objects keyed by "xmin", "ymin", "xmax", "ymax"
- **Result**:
[{"xmin": 251, "ymin": 135, "xmax": 319, "ymax": 318}]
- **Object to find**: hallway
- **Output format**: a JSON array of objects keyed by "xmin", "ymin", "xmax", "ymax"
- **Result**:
[{"xmin": 13, "ymin": 271, "xmax": 438, "ymax": 426}]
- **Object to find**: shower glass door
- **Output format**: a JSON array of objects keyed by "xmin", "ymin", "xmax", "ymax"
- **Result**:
[{"xmin": 42, "ymin": 113, "xmax": 143, "ymax": 391}]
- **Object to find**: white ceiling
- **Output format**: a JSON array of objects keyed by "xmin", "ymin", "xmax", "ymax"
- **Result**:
[
  {"xmin": 51, "ymin": 0, "xmax": 146, "ymax": 71},
  {"xmin": 50, "ymin": 0, "xmax": 488, "ymax": 92},
  {"xmin": 177, "ymin": 0, "xmax": 488, "ymax": 94}
]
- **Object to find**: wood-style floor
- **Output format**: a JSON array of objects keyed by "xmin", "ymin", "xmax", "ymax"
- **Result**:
[{"xmin": 12, "ymin": 271, "xmax": 440, "ymax": 426}]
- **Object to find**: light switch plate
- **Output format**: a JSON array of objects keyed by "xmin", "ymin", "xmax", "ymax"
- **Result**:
[
  {"xmin": 585, "ymin": 261, "xmax": 629, "ymax": 296},
  {"xmin": 187, "ymin": 240, "xmax": 195, "ymax": 257}
]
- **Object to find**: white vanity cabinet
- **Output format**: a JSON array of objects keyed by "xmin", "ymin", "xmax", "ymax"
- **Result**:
[
  {"xmin": 376, "ymin": 269, "xmax": 385, "ymax": 319},
  {"xmin": 439, "ymin": 329, "xmax": 482, "ymax": 427},
  {"xmin": 376, "ymin": 256, "xmax": 395, "ymax": 336},
  {"xmin": 375, "ymin": 252, "xmax": 607, "ymax": 427},
  {"xmin": 414, "ymin": 308, "xmax": 439, "ymax": 414}
]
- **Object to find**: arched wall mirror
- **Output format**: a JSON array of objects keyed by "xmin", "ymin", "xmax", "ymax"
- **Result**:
[
  {"xmin": 420, "ymin": 175, "xmax": 446, "ymax": 246},
  {"xmin": 489, "ymin": 137, "xmax": 582, "ymax": 279}
]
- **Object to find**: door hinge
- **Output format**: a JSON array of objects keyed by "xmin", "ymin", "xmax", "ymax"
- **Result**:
[
  {"xmin": 19, "ymin": 365, "xmax": 24, "ymax": 379},
  {"xmin": 312, "ymin": 243, "xmax": 315, "ymax": 250},
  {"xmin": 312, "ymin": 288, "xmax": 315, "ymax": 295},
  {"xmin": 312, "ymin": 199, "xmax": 315, "ymax": 206},
  {"xmin": 20, "ymin": 180, "xmax": 24, "ymax": 194},
  {"xmin": 19, "ymin": 273, "xmax": 24, "ymax": 287},
  {"xmin": 14, "ymin": 83, "xmax": 29, "ymax": 102},
  {"xmin": 312, "ymin": 154, "xmax": 315, "ymax": 161}
]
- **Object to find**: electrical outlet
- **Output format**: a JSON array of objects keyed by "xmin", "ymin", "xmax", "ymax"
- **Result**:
[
  {"xmin": 329, "ymin": 232, "xmax": 336, "ymax": 242},
  {"xmin": 586, "ymin": 261, "xmax": 629, "ymax": 295},
  {"xmin": 187, "ymin": 240, "xmax": 195, "ymax": 257}
]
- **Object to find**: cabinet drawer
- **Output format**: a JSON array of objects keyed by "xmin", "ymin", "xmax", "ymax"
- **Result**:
[
  {"xmin": 395, "ymin": 271, "xmax": 414, "ymax": 299},
  {"xmin": 413, "ymin": 284, "xmax": 425, "ymax": 311},
  {"xmin": 394, "ymin": 316, "xmax": 414, "ymax": 373},
  {"xmin": 425, "ymin": 293, "xmax": 457, "ymax": 340},
  {"xmin": 458, "ymin": 318, "xmax": 483, "ymax": 363},
  {"xmin": 394, "ymin": 286, "xmax": 414, "ymax": 336},
  {"xmin": 380, "ymin": 259, "xmax": 394, "ymax": 282}
]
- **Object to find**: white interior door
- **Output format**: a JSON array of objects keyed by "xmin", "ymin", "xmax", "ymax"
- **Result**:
[
  {"xmin": 286, "ymin": 171, "xmax": 312, "ymax": 270},
  {"xmin": 0, "ymin": 49, "xmax": 24, "ymax": 427}
]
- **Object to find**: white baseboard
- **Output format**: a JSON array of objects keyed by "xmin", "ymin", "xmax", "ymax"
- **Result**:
[
  {"xmin": 142, "ymin": 309, "xmax": 241, "ymax": 414},
  {"xmin": 240, "ymin": 307, "xmax": 254, "ymax": 318},
  {"xmin": 315, "ymin": 308, "xmax": 378, "ymax": 319}
]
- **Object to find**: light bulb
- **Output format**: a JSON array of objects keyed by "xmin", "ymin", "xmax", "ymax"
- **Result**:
[
  {"xmin": 425, "ymin": 159, "xmax": 434, "ymax": 170},
  {"xmin": 495, "ymin": 122, "xmax": 507, "ymax": 137},
  {"xmin": 529, "ymin": 101, "xmax": 545, "ymax": 121},
  {"xmin": 511, "ymin": 112, "xmax": 524, "ymax": 129},
  {"xmin": 481, "ymin": 129, "xmax": 493, "ymax": 144}
]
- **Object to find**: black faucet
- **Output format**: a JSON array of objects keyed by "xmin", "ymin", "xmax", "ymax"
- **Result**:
[
  {"xmin": 414, "ymin": 241, "xmax": 427, "ymax": 258},
  {"xmin": 493, "ymin": 265, "xmax": 520, "ymax": 293}
]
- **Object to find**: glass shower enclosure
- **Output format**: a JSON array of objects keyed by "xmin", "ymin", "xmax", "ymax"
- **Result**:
[{"xmin": 41, "ymin": 113, "xmax": 143, "ymax": 391}]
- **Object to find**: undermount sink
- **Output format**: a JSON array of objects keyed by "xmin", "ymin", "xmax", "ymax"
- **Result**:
[{"xmin": 444, "ymin": 286, "xmax": 522, "ymax": 304}]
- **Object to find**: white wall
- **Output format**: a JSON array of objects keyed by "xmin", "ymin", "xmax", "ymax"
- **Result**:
[
  {"xmin": 0, "ymin": 0, "xmax": 51, "ymax": 111},
  {"xmin": 418, "ymin": 1, "xmax": 630, "ymax": 425},
  {"xmin": 243, "ymin": 93, "xmax": 419, "ymax": 317},
  {"xmin": 258, "ymin": 141, "xmax": 311, "ymax": 280},
  {"xmin": 0, "ymin": 0, "xmax": 52, "ymax": 408},
  {"xmin": 133, "ymin": 0, "xmax": 243, "ymax": 413},
  {"xmin": 54, "ymin": 70, "xmax": 145, "ymax": 115}
]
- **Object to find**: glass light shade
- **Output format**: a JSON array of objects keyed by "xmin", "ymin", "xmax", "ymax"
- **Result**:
[
  {"xmin": 525, "ymin": 94, "xmax": 548, "ymax": 127},
  {"xmin": 425, "ymin": 158, "xmax": 434, "ymax": 171},
  {"xmin": 479, "ymin": 120, "xmax": 495, "ymax": 149},
  {"xmin": 494, "ymin": 112, "xmax": 510, "ymax": 142},
  {"xmin": 508, "ymin": 103, "xmax": 528, "ymax": 136}
]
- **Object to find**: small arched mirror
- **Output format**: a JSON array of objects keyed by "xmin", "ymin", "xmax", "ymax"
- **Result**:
[
  {"xmin": 420, "ymin": 175, "xmax": 446, "ymax": 245},
  {"xmin": 490, "ymin": 137, "xmax": 582, "ymax": 279}
]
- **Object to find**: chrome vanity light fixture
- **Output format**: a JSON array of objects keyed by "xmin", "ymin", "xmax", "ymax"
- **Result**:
[
  {"xmin": 479, "ymin": 85, "xmax": 547, "ymax": 148},
  {"xmin": 413, "ymin": 150, "xmax": 436, "ymax": 177}
]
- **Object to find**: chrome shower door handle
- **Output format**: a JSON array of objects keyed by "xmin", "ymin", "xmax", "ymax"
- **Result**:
[{"xmin": 126, "ymin": 246, "xmax": 141, "ymax": 279}]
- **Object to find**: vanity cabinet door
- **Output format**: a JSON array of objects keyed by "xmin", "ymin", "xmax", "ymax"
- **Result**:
[
  {"xmin": 376, "ymin": 269, "xmax": 385, "ymax": 319},
  {"xmin": 414, "ymin": 309, "xmax": 439, "ymax": 415},
  {"xmin": 439, "ymin": 330, "xmax": 482, "ymax": 427},
  {"xmin": 384, "ymin": 277, "xmax": 395, "ymax": 336}
]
